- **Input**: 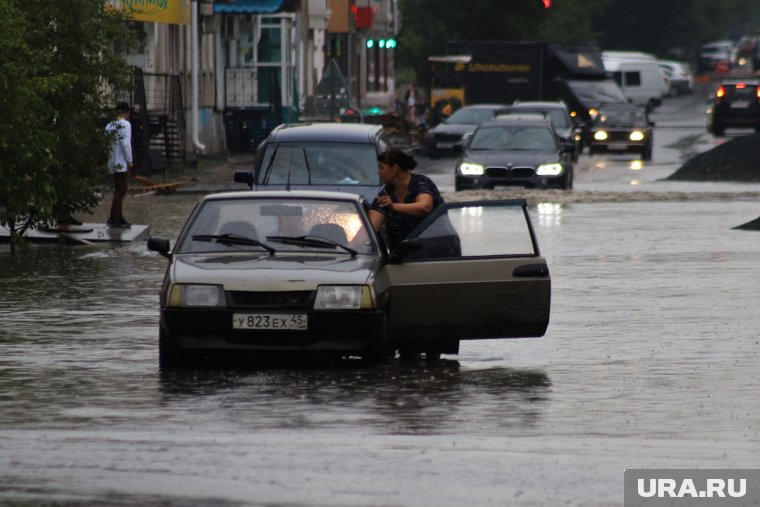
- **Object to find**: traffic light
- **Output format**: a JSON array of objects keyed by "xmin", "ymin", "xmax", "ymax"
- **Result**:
[
  {"xmin": 366, "ymin": 38, "xmax": 396, "ymax": 49},
  {"xmin": 543, "ymin": 0, "xmax": 551, "ymax": 7}
]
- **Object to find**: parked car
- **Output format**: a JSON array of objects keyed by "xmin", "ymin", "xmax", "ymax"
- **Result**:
[
  {"xmin": 706, "ymin": 79, "xmax": 760, "ymax": 135},
  {"xmin": 588, "ymin": 103, "xmax": 654, "ymax": 160},
  {"xmin": 455, "ymin": 117, "xmax": 575, "ymax": 190},
  {"xmin": 147, "ymin": 190, "xmax": 551, "ymax": 368},
  {"xmin": 658, "ymin": 60, "xmax": 694, "ymax": 95},
  {"xmin": 424, "ymin": 104, "xmax": 508, "ymax": 157},
  {"xmin": 502, "ymin": 100, "xmax": 583, "ymax": 161},
  {"xmin": 697, "ymin": 41, "xmax": 736, "ymax": 74},
  {"xmin": 233, "ymin": 123, "xmax": 389, "ymax": 201}
]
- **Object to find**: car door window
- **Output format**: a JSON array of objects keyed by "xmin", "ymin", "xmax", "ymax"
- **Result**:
[{"xmin": 402, "ymin": 200, "xmax": 539, "ymax": 260}]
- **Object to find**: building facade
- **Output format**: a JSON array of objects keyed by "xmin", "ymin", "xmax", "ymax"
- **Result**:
[{"xmin": 112, "ymin": 0, "xmax": 398, "ymax": 161}]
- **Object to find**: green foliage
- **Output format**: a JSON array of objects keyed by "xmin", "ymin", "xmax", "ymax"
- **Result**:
[{"xmin": 0, "ymin": 0, "xmax": 133, "ymax": 253}]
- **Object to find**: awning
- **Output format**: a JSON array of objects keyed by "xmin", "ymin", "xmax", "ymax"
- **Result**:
[{"xmin": 214, "ymin": 0, "xmax": 284, "ymax": 14}]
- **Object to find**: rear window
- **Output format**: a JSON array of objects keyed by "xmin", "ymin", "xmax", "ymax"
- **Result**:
[
  {"xmin": 723, "ymin": 84, "xmax": 758, "ymax": 100},
  {"xmin": 257, "ymin": 142, "xmax": 380, "ymax": 186}
]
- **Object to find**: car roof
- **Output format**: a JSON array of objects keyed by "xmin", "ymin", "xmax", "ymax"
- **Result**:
[
  {"xmin": 201, "ymin": 189, "xmax": 366, "ymax": 204},
  {"xmin": 718, "ymin": 79, "xmax": 760, "ymax": 86},
  {"xmin": 493, "ymin": 112, "xmax": 549, "ymax": 122},
  {"xmin": 266, "ymin": 122, "xmax": 383, "ymax": 143},
  {"xmin": 510, "ymin": 101, "xmax": 567, "ymax": 110},
  {"xmin": 479, "ymin": 118, "xmax": 552, "ymax": 128},
  {"xmin": 457, "ymin": 103, "xmax": 510, "ymax": 110}
]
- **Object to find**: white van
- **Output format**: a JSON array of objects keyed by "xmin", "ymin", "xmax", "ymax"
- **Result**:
[{"xmin": 602, "ymin": 52, "xmax": 666, "ymax": 110}]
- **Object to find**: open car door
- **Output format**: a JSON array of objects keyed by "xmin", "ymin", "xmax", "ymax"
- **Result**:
[{"xmin": 384, "ymin": 199, "xmax": 550, "ymax": 348}]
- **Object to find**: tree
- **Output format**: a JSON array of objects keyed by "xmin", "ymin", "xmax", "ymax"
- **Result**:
[{"xmin": 0, "ymin": 0, "xmax": 133, "ymax": 254}]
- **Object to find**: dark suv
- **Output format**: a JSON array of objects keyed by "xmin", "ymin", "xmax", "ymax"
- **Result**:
[
  {"xmin": 234, "ymin": 123, "xmax": 389, "ymax": 200},
  {"xmin": 707, "ymin": 80, "xmax": 760, "ymax": 136}
]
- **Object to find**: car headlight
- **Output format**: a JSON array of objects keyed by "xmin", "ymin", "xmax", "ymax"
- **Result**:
[
  {"xmin": 458, "ymin": 162, "xmax": 485, "ymax": 175},
  {"xmin": 536, "ymin": 162, "xmax": 563, "ymax": 176},
  {"xmin": 168, "ymin": 284, "xmax": 225, "ymax": 307},
  {"xmin": 629, "ymin": 130, "xmax": 645, "ymax": 141},
  {"xmin": 314, "ymin": 285, "xmax": 374, "ymax": 310},
  {"xmin": 594, "ymin": 130, "xmax": 608, "ymax": 141}
]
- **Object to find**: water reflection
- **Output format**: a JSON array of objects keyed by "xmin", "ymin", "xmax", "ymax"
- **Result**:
[{"xmin": 158, "ymin": 362, "xmax": 551, "ymax": 435}]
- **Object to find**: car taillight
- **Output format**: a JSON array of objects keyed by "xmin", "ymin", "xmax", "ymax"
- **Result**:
[
  {"xmin": 716, "ymin": 86, "xmax": 725, "ymax": 99},
  {"xmin": 736, "ymin": 83, "xmax": 746, "ymax": 89},
  {"xmin": 757, "ymin": 86, "xmax": 760, "ymax": 99}
]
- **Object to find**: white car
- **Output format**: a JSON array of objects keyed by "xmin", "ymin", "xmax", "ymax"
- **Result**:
[{"xmin": 659, "ymin": 60, "xmax": 694, "ymax": 95}]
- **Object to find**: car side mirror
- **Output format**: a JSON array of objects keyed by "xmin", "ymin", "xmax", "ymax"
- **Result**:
[
  {"xmin": 234, "ymin": 170, "xmax": 254, "ymax": 188},
  {"xmin": 147, "ymin": 236, "xmax": 172, "ymax": 259}
]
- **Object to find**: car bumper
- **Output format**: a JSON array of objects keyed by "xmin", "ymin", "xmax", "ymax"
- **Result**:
[
  {"xmin": 455, "ymin": 171, "xmax": 567, "ymax": 190},
  {"xmin": 161, "ymin": 307, "xmax": 386, "ymax": 353},
  {"xmin": 590, "ymin": 140, "xmax": 649, "ymax": 153}
]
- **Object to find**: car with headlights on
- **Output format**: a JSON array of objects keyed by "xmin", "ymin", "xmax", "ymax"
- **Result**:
[
  {"xmin": 588, "ymin": 103, "xmax": 654, "ymax": 160},
  {"xmin": 455, "ymin": 117, "xmax": 575, "ymax": 191},
  {"xmin": 147, "ymin": 190, "xmax": 551, "ymax": 368},
  {"xmin": 233, "ymin": 123, "xmax": 389, "ymax": 201},
  {"xmin": 424, "ymin": 103, "xmax": 508, "ymax": 157}
]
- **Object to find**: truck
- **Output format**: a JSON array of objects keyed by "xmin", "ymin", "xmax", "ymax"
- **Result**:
[{"xmin": 428, "ymin": 41, "xmax": 627, "ymax": 128}]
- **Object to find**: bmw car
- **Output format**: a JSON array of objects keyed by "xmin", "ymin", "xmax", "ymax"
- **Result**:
[
  {"xmin": 502, "ymin": 101, "xmax": 583, "ymax": 162},
  {"xmin": 233, "ymin": 123, "xmax": 389, "ymax": 200},
  {"xmin": 147, "ymin": 190, "xmax": 551, "ymax": 368},
  {"xmin": 588, "ymin": 103, "xmax": 654, "ymax": 160},
  {"xmin": 455, "ymin": 117, "xmax": 575, "ymax": 191}
]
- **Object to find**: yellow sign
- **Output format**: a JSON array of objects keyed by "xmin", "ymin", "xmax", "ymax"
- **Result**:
[{"xmin": 110, "ymin": 0, "xmax": 191, "ymax": 25}]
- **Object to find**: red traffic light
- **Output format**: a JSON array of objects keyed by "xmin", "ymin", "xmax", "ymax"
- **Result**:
[{"xmin": 543, "ymin": 0, "xmax": 551, "ymax": 7}]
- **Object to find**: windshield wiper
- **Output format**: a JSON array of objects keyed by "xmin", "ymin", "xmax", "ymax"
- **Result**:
[
  {"xmin": 192, "ymin": 234, "xmax": 276, "ymax": 255},
  {"xmin": 261, "ymin": 144, "xmax": 280, "ymax": 185},
  {"xmin": 302, "ymin": 148, "xmax": 312, "ymax": 185},
  {"xmin": 266, "ymin": 235, "xmax": 357, "ymax": 257}
]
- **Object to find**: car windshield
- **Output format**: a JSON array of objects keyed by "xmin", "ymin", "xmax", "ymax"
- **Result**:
[
  {"xmin": 446, "ymin": 107, "xmax": 498, "ymax": 125},
  {"xmin": 469, "ymin": 125, "xmax": 557, "ymax": 151},
  {"xmin": 258, "ymin": 142, "xmax": 379, "ymax": 186},
  {"xmin": 596, "ymin": 107, "xmax": 647, "ymax": 125},
  {"xmin": 566, "ymin": 79, "xmax": 627, "ymax": 104},
  {"xmin": 177, "ymin": 198, "xmax": 377, "ymax": 255}
]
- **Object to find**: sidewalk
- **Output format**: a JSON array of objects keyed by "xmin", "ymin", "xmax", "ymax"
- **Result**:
[{"xmin": 140, "ymin": 154, "xmax": 254, "ymax": 195}]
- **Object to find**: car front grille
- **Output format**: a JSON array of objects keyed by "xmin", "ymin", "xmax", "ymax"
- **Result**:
[
  {"xmin": 227, "ymin": 290, "xmax": 314, "ymax": 309},
  {"xmin": 485, "ymin": 166, "xmax": 535, "ymax": 179}
]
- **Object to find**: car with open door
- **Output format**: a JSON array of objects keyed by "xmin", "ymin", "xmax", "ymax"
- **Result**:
[{"xmin": 147, "ymin": 190, "xmax": 551, "ymax": 368}]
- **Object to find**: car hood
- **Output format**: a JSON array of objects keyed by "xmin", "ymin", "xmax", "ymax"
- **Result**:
[
  {"xmin": 171, "ymin": 253, "xmax": 380, "ymax": 291},
  {"xmin": 462, "ymin": 149, "xmax": 560, "ymax": 166},
  {"xmin": 430, "ymin": 123, "xmax": 478, "ymax": 136}
]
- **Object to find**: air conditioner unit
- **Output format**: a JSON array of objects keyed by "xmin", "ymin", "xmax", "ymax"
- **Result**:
[{"xmin": 221, "ymin": 16, "xmax": 240, "ymax": 40}]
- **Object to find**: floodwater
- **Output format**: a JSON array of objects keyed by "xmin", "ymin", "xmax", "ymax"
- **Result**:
[{"xmin": 1, "ymin": 183, "xmax": 759, "ymax": 506}]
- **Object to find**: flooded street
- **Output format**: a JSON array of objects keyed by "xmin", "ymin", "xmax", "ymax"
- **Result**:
[{"xmin": 2, "ymin": 90, "xmax": 760, "ymax": 506}]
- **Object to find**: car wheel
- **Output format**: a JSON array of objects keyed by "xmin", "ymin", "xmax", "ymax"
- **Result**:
[
  {"xmin": 159, "ymin": 326, "xmax": 187, "ymax": 370},
  {"xmin": 642, "ymin": 145, "xmax": 653, "ymax": 161},
  {"xmin": 712, "ymin": 123, "xmax": 725, "ymax": 136}
]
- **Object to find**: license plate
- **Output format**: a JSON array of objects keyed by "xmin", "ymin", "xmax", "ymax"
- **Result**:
[
  {"xmin": 607, "ymin": 143, "xmax": 629, "ymax": 150},
  {"xmin": 731, "ymin": 101, "xmax": 749, "ymax": 109},
  {"xmin": 232, "ymin": 313, "xmax": 308, "ymax": 330},
  {"xmin": 437, "ymin": 142, "xmax": 455, "ymax": 149}
]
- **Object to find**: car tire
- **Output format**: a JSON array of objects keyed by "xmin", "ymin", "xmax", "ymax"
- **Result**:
[
  {"xmin": 712, "ymin": 123, "xmax": 725, "ymax": 136},
  {"xmin": 561, "ymin": 168, "xmax": 573, "ymax": 190},
  {"xmin": 642, "ymin": 145, "xmax": 653, "ymax": 161},
  {"xmin": 363, "ymin": 313, "xmax": 390, "ymax": 364}
]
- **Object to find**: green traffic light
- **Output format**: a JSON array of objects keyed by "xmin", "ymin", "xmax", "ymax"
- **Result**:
[{"xmin": 366, "ymin": 39, "xmax": 374, "ymax": 49}]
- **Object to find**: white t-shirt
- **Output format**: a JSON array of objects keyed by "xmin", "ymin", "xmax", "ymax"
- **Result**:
[{"xmin": 106, "ymin": 118, "xmax": 133, "ymax": 174}]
